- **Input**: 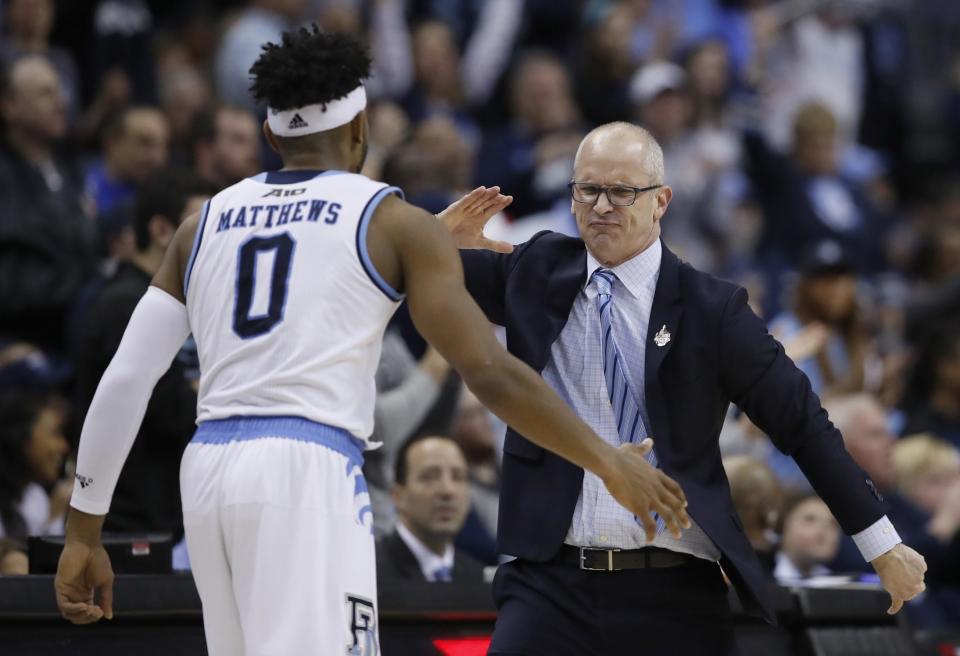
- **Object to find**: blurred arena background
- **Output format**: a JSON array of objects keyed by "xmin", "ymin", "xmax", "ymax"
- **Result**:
[{"xmin": 0, "ymin": 0, "xmax": 959, "ymax": 654}]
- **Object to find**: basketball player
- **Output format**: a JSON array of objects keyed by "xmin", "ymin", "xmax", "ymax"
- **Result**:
[{"xmin": 54, "ymin": 28, "xmax": 691, "ymax": 655}]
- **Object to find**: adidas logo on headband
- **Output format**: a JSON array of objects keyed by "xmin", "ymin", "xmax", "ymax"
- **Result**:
[{"xmin": 287, "ymin": 113, "xmax": 309, "ymax": 130}]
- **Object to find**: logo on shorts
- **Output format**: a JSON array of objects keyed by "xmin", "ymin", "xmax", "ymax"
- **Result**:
[
  {"xmin": 345, "ymin": 594, "xmax": 378, "ymax": 655},
  {"xmin": 75, "ymin": 473, "xmax": 93, "ymax": 489}
]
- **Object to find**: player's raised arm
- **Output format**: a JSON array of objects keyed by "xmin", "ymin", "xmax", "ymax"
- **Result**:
[
  {"xmin": 54, "ymin": 214, "xmax": 198, "ymax": 624},
  {"xmin": 366, "ymin": 196, "xmax": 690, "ymax": 539}
]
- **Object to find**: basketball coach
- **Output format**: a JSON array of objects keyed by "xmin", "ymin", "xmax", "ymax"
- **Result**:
[{"xmin": 441, "ymin": 122, "xmax": 927, "ymax": 655}]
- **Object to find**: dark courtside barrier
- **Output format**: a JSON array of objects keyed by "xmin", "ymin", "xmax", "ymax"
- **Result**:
[{"xmin": 0, "ymin": 575, "xmax": 950, "ymax": 655}]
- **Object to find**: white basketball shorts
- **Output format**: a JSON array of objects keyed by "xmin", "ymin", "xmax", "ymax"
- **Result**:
[{"xmin": 180, "ymin": 416, "xmax": 379, "ymax": 656}]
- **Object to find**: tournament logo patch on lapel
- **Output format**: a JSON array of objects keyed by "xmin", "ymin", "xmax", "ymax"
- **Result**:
[{"xmin": 653, "ymin": 324, "xmax": 671, "ymax": 347}]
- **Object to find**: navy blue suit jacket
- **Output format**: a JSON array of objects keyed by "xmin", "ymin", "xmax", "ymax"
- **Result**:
[{"xmin": 461, "ymin": 232, "xmax": 887, "ymax": 623}]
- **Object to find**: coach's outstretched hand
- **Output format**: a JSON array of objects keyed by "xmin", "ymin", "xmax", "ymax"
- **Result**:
[
  {"xmin": 437, "ymin": 185, "xmax": 514, "ymax": 252},
  {"xmin": 871, "ymin": 543, "xmax": 927, "ymax": 614},
  {"xmin": 602, "ymin": 438, "xmax": 691, "ymax": 541},
  {"xmin": 55, "ymin": 509, "xmax": 114, "ymax": 624}
]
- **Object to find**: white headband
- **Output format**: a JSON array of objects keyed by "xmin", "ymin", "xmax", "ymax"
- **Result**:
[{"xmin": 267, "ymin": 85, "xmax": 367, "ymax": 137}]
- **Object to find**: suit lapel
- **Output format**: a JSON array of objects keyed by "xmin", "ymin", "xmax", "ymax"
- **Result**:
[
  {"xmin": 390, "ymin": 532, "xmax": 428, "ymax": 581},
  {"xmin": 534, "ymin": 245, "xmax": 587, "ymax": 370},
  {"xmin": 644, "ymin": 245, "xmax": 683, "ymax": 462}
]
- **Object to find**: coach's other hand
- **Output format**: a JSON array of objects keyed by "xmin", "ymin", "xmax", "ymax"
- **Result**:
[
  {"xmin": 55, "ymin": 509, "xmax": 114, "ymax": 623},
  {"xmin": 602, "ymin": 438, "xmax": 691, "ymax": 541},
  {"xmin": 871, "ymin": 543, "xmax": 927, "ymax": 614}
]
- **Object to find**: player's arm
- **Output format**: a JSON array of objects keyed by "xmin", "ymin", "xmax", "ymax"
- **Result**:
[
  {"xmin": 368, "ymin": 197, "xmax": 690, "ymax": 537},
  {"xmin": 55, "ymin": 214, "xmax": 199, "ymax": 625}
]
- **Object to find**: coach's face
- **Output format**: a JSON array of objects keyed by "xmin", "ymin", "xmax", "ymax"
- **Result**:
[{"xmin": 572, "ymin": 133, "xmax": 672, "ymax": 267}]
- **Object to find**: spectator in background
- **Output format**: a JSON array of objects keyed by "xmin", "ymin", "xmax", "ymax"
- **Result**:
[
  {"xmin": 17, "ymin": 0, "xmax": 155, "ymax": 153},
  {"xmin": 80, "ymin": 105, "xmax": 171, "ymax": 305},
  {"xmin": 361, "ymin": 101, "xmax": 410, "ymax": 181},
  {"xmin": 892, "ymin": 436, "xmax": 960, "ymax": 627},
  {"xmin": 380, "ymin": 116, "xmax": 476, "ymax": 215},
  {"xmin": 88, "ymin": 0, "xmax": 156, "ymax": 105},
  {"xmin": 901, "ymin": 219, "xmax": 960, "ymax": 357},
  {"xmin": 893, "ymin": 435, "xmax": 960, "ymax": 524},
  {"xmin": 724, "ymin": 455, "xmax": 783, "ymax": 573},
  {"xmin": 475, "ymin": 52, "xmax": 584, "ymax": 220},
  {"xmin": 630, "ymin": 61, "xmax": 692, "ymax": 156},
  {"xmin": 85, "ymin": 106, "xmax": 170, "ymax": 217},
  {"xmin": 770, "ymin": 240, "xmax": 880, "ymax": 398},
  {"xmin": 365, "ymin": 331, "xmax": 451, "ymax": 538},
  {"xmin": 0, "ymin": 537, "xmax": 28, "ymax": 574},
  {"xmin": 190, "ymin": 106, "xmax": 262, "ymax": 188},
  {"xmin": 574, "ymin": 2, "xmax": 635, "ymax": 126},
  {"xmin": 745, "ymin": 102, "xmax": 891, "ymax": 277},
  {"xmin": 686, "ymin": 38, "xmax": 733, "ymax": 131},
  {"xmin": 450, "ymin": 387, "xmax": 500, "ymax": 542},
  {"xmin": 757, "ymin": 8, "xmax": 865, "ymax": 153},
  {"xmin": 0, "ymin": 389, "xmax": 70, "ymax": 544},
  {"xmin": 621, "ymin": 0, "xmax": 688, "ymax": 63},
  {"xmin": 0, "ymin": 0, "xmax": 80, "ymax": 118},
  {"xmin": 902, "ymin": 325, "xmax": 960, "ymax": 448},
  {"xmin": 826, "ymin": 394, "xmax": 960, "ymax": 588},
  {"xmin": 68, "ymin": 107, "xmax": 175, "ymax": 366},
  {"xmin": 376, "ymin": 435, "xmax": 485, "ymax": 583},
  {"xmin": 158, "ymin": 57, "xmax": 214, "ymax": 164},
  {"xmin": 402, "ymin": 20, "xmax": 478, "ymax": 145},
  {"xmin": 0, "ymin": 54, "xmax": 96, "ymax": 353},
  {"xmin": 774, "ymin": 494, "xmax": 841, "ymax": 582},
  {"xmin": 214, "ymin": 0, "xmax": 307, "ymax": 111},
  {"xmin": 448, "ymin": 386, "xmax": 500, "ymax": 565},
  {"xmin": 630, "ymin": 59, "xmax": 737, "ymax": 271},
  {"xmin": 380, "ymin": 140, "xmax": 446, "ymax": 211},
  {"xmin": 682, "ymin": 38, "xmax": 760, "ymax": 274},
  {"xmin": 76, "ymin": 169, "xmax": 210, "ymax": 539},
  {"xmin": 412, "ymin": 116, "xmax": 475, "ymax": 198}
]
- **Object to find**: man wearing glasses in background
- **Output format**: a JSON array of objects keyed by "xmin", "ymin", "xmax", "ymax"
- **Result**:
[{"xmin": 441, "ymin": 121, "xmax": 927, "ymax": 655}]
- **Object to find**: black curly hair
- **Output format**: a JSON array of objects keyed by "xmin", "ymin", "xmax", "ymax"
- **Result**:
[{"xmin": 250, "ymin": 25, "xmax": 371, "ymax": 112}]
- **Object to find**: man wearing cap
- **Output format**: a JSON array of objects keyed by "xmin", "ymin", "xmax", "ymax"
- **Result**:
[
  {"xmin": 770, "ymin": 238, "xmax": 871, "ymax": 398},
  {"xmin": 442, "ymin": 121, "xmax": 927, "ymax": 655}
]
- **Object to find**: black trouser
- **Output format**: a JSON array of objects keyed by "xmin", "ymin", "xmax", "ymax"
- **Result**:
[{"xmin": 488, "ymin": 556, "xmax": 738, "ymax": 656}]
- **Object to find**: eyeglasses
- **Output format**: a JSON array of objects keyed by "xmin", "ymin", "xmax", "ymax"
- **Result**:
[{"xmin": 568, "ymin": 182, "xmax": 663, "ymax": 207}]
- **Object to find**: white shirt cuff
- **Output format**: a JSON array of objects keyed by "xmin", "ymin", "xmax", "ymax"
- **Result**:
[{"xmin": 851, "ymin": 515, "xmax": 901, "ymax": 562}]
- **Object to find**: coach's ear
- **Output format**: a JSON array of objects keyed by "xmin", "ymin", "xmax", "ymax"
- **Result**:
[{"xmin": 263, "ymin": 120, "xmax": 280, "ymax": 154}]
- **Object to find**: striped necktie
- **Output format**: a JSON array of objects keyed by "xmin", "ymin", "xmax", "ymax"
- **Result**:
[
  {"xmin": 431, "ymin": 565, "xmax": 452, "ymax": 582},
  {"xmin": 593, "ymin": 268, "xmax": 665, "ymax": 535}
]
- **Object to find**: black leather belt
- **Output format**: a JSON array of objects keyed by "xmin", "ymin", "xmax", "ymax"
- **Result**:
[{"xmin": 554, "ymin": 545, "xmax": 696, "ymax": 571}]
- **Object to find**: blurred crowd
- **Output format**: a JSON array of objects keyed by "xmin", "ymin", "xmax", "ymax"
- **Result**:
[{"xmin": 0, "ymin": 0, "xmax": 959, "ymax": 631}]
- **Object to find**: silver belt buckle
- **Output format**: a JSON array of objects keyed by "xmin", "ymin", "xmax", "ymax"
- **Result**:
[{"xmin": 579, "ymin": 547, "xmax": 621, "ymax": 571}]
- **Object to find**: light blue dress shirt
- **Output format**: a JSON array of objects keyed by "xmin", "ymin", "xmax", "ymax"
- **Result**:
[{"xmin": 540, "ymin": 239, "xmax": 899, "ymax": 563}]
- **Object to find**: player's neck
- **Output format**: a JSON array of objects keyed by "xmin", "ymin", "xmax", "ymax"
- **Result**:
[{"xmin": 280, "ymin": 152, "xmax": 355, "ymax": 174}]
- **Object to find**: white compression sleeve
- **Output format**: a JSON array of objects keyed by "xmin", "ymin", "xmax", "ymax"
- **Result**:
[{"xmin": 70, "ymin": 287, "xmax": 192, "ymax": 515}]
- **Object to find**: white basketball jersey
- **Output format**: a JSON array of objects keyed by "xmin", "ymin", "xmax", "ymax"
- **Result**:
[{"xmin": 184, "ymin": 170, "xmax": 403, "ymax": 444}]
